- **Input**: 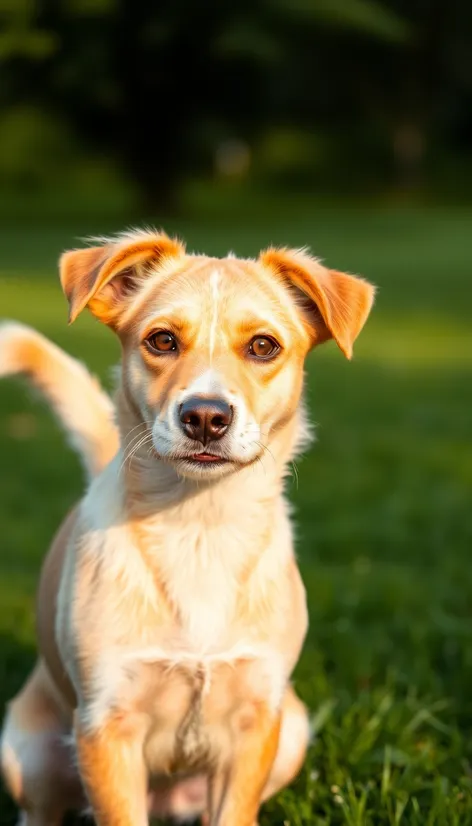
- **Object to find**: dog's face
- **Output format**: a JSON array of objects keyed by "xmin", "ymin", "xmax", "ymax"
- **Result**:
[{"xmin": 60, "ymin": 231, "xmax": 374, "ymax": 479}]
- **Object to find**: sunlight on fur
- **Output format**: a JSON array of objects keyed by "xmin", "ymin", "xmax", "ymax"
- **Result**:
[{"xmin": 0, "ymin": 229, "xmax": 374, "ymax": 826}]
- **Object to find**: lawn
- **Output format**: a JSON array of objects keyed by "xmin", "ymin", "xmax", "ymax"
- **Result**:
[{"xmin": 0, "ymin": 202, "xmax": 471, "ymax": 825}]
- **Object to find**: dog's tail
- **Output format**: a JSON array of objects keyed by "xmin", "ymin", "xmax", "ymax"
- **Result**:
[{"xmin": 0, "ymin": 321, "xmax": 119, "ymax": 478}]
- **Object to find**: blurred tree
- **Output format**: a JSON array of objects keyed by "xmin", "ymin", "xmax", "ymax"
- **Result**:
[{"xmin": 0, "ymin": 0, "xmax": 470, "ymax": 207}]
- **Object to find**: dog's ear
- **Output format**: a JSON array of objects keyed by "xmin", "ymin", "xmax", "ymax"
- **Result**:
[
  {"xmin": 60, "ymin": 231, "xmax": 185, "ymax": 326},
  {"xmin": 260, "ymin": 247, "xmax": 375, "ymax": 358}
]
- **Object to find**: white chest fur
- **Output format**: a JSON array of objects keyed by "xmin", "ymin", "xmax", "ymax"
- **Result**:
[{"xmin": 62, "ymin": 462, "xmax": 295, "ymax": 770}]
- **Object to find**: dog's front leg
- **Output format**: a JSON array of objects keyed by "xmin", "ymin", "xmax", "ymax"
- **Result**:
[
  {"xmin": 207, "ymin": 705, "xmax": 281, "ymax": 826},
  {"xmin": 75, "ymin": 714, "xmax": 148, "ymax": 826}
]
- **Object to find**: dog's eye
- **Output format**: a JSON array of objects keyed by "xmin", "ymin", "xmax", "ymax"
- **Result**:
[
  {"xmin": 248, "ymin": 336, "xmax": 280, "ymax": 360},
  {"xmin": 145, "ymin": 331, "xmax": 178, "ymax": 354}
]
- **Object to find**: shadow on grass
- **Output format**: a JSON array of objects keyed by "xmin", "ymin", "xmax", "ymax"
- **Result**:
[
  {"xmin": 0, "ymin": 633, "xmax": 35, "ymax": 826},
  {"xmin": 0, "ymin": 633, "xmax": 90, "ymax": 826}
]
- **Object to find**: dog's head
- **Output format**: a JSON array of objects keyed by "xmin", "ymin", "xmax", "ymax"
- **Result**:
[{"xmin": 60, "ymin": 229, "xmax": 374, "ymax": 479}]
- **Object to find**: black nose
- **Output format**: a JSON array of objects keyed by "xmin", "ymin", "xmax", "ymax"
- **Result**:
[{"xmin": 179, "ymin": 396, "xmax": 233, "ymax": 444}]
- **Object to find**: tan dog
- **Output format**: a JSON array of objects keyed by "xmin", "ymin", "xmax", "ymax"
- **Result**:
[{"xmin": 0, "ymin": 230, "xmax": 374, "ymax": 826}]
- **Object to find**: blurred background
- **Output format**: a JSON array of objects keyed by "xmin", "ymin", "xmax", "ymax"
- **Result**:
[
  {"xmin": 1, "ymin": 0, "xmax": 472, "ymax": 211},
  {"xmin": 1, "ymin": 1, "xmax": 472, "ymax": 824}
]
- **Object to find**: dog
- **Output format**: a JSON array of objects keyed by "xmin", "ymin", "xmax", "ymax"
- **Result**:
[{"xmin": 0, "ymin": 229, "xmax": 374, "ymax": 826}]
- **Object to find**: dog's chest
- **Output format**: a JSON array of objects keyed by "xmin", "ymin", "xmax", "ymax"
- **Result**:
[
  {"xmin": 160, "ymin": 550, "xmax": 239, "ymax": 650},
  {"xmin": 104, "ymin": 644, "xmax": 282, "ymax": 776},
  {"xmin": 131, "ymin": 506, "xmax": 261, "ymax": 650},
  {"xmin": 79, "ymin": 509, "xmax": 285, "ymax": 772}
]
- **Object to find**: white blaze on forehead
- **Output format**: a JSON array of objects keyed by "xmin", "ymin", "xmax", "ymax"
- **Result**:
[{"xmin": 209, "ymin": 270, "xmax": 219, "ymax": 362}]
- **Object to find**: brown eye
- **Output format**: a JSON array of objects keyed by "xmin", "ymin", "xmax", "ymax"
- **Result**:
[
  {"xmin": 248, "ymin": 336, "xmax": 280, "ymax": 360},
  {"xmin": 145, "ymin": 331, "xmax": 178, "ymax": 354}
]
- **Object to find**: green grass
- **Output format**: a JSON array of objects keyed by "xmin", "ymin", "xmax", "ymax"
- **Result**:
[{"xmin": 0, "ymin": 202, "xmax": 471, "ymax": 824}]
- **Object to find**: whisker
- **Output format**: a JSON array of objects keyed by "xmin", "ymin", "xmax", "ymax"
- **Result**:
[
  {"xmin": 123, "ymin": 420, "xmax": 151, "ymax": 439},
  {"xmin": 130, "ymin": 434, "xmax": 155, "ymax": 470},
  {"xmin": 255, "ymin": 455, "xmax": 266, "ymax": 475},
  {"xmin": 121, "ymin": 427, "xmax": 151, "ymax": 457},
  {"xmin": 123, "ymin": 422, "xmax": 153, "ymax": 449},
  {"xmin": 119, "ymin": 433, "xmax": 154, "ymax": 476},
  {"xmin": 122, "ymin": 420, "xmax": 152, "ymax": 447},
  {"xmin": 256, "ymin": 441, "xmax": 276, "ymax": 464},
  {"xmin": 121, "ymin": 431, "xmax": 150, "ymax": 468},
  {"xmin": 243, "ymin": 426, "xmax": 270, "ymax": 436}
]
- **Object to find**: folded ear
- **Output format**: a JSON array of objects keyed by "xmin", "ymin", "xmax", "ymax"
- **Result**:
[
  {"xmin": 260, "ymin": 247, "xmax": 375, "ymax": 358},
  {"xmin": 59, "ymin": 230, "xmax": 185, "ymax": 326}
]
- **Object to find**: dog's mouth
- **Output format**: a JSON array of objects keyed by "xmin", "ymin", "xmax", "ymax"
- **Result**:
[
  {"xmin": 151, "ymin": 444, "xmax": 234, "ymax": 468},
  {"xmin": 152, "ymin": 440, "xmax": 260, "ymax": 473},
  {"xmin": 186, "ymin": 451, "xmax": 229, "ymax": 464},
  {"xmin": 179, "ymin": 450, "xmax": 231, "ymax": 467}
]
